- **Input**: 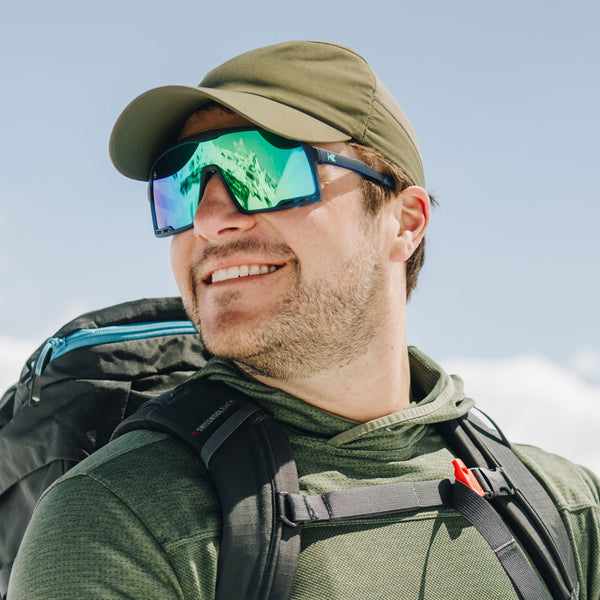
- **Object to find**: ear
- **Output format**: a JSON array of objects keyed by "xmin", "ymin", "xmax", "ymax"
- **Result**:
[{"xmin": 389, "ymin": 186, "xmax": 430, "ymax": 263}]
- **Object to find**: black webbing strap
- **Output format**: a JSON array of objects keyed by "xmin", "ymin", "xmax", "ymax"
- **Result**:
[
  {"xmin": 283, "ymin": 477, "xmax": 552, "ymax": 600},
  {"xmin": 438, "ymin": 413, "xmax": 580, "ymax": 600},
  {"xmin": 0, "ymin": 563, "xmax": 11, "ymax": 600},
  {"xmin": 113, "ymin": 379, "xmax": 301, "ymax": 600},
  {"xmin": 453, "ymin": 481, "xmax": 552, "ymax": 600},
  {"xmin": 283, "ymin": 479, "xmax": 452, "ymax": 523}
]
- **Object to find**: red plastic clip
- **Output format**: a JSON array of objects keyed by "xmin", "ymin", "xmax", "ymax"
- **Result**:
[{"xmin": 452, "ymin": 459, "xmax": 485, "ymax": 497}]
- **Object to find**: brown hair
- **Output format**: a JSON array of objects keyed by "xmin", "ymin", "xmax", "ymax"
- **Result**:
[{"xmin": 350, "ymin": 142, "xmax": 434, "ymax": 299}]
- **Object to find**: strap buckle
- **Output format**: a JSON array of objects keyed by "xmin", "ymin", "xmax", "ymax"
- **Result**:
[
  {"xmin": 278, "ymin": 493, "xmax": 302, "ymax": 528},
  {"xmin": 452, "ymin": 459, "xmax": 516, "ymax": 499}
]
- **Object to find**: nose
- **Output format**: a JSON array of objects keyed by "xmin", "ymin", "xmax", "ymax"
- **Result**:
[{"xmin": 192, "ymin": 172, "xmax": 257, "ymax": 241}]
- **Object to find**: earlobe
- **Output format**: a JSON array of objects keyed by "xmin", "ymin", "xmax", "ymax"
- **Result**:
[{"xmin": 389, "ymin": 186, "xmax": 430, "ymax": 263}]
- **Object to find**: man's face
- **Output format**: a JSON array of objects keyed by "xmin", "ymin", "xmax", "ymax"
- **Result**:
[{"xmin": 170, "ymin": 107, "xmax": 396, "ymax": 380}]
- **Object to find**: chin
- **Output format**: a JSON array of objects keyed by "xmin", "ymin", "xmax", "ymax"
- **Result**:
[{"xmin": 199, "ymin": 315, "xmax": 266, "ymax": 358}]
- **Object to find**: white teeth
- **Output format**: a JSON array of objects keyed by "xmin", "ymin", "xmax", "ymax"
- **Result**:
[{"xmin": 210, "ymin": 264, "xmax": 279, "ymax": 283}]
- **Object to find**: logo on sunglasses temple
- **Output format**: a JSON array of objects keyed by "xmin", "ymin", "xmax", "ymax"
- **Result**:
[{"xmin": 327, "ymin": 153, "xmax": 337, "ymax": 163}]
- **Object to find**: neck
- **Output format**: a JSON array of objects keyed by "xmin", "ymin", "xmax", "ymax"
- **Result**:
[{"xmin": 240, "ymin": 325, "xmax": 412, "ymax": 423}]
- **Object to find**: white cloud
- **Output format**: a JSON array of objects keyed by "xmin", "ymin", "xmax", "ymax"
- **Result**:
[
  {"xmin": 441, "ymin": 354, "xmax": 600, "ymax": 475},
  {"xmin": 570, "ymin": 347, "xmax": 600, "ymax": 385}
]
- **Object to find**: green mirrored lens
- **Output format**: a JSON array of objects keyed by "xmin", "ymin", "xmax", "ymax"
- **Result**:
[{"xmin": 152, "ymin": 129, "xmax": 320, "ymax": 234}]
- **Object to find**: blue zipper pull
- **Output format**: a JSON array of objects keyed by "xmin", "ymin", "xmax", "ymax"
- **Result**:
[{"xmin": 29, "ymin": 337, "xmax": 65, "ymax": 405}]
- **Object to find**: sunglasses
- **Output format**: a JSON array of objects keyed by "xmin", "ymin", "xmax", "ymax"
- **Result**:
[{"xmin": 149, "ymin": 127, "xmax": 395, "ymax": 237}]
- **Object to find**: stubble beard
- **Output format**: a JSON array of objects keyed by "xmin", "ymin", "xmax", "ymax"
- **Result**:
[{"xmin": 182, "ymin": 229, "xmax": 387, "ymax": 382}]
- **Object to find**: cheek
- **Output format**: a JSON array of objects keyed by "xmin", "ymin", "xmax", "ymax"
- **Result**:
[{"xmin": 279, "ymin": 206, "xmax": 365, "ymax": 270}]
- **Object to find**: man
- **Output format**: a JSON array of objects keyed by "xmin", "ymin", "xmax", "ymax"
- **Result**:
[{"xmin": 8, "ymin": 41, "xmax": 600, "ymax": 599}]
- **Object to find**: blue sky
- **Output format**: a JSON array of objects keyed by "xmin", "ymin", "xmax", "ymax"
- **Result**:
[{"xmin": 1, "ymin": 1, "xmax": 599, "ymax": 470}]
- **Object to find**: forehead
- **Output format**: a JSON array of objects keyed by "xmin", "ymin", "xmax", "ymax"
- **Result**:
[{"xmin": 178, "ymin": 106, "xmax": 254, "ymax": 139}]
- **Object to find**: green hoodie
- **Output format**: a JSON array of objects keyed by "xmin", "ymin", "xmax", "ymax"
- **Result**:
[{"xmin": 8, "ymin": 348, "xmax": 600, "ymax": 599}]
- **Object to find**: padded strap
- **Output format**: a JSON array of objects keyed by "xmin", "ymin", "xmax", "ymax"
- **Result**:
[{"xmin": 113, "ymin": 378, "xmax": 301, "ymax": 600}]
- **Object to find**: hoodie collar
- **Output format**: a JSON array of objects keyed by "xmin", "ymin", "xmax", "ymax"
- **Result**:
[{"xmin": 193, "ymin": 347, "xmax": 474, "ymax": 449}]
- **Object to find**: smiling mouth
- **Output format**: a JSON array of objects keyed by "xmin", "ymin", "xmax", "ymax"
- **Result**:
[{"xmin": 207, "ymin": 264, "xmax": 283, "ymax": 284}]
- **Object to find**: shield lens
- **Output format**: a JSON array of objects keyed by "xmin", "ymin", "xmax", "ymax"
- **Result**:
[{"xmin": 151, "ymin": 129, "xmax": 320, "ymax": 235}]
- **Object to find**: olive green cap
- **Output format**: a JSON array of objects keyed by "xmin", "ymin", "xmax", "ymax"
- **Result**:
[{"xmin": 109, "ymin": 40, "xmax": 425, "ymax": 187}]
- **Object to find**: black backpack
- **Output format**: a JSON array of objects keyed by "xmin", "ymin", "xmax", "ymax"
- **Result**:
[
  {"xmin": 0, "ymin": 297, "xmax": 207, "ymax": 598},
  {"xmin": 0, "ymin": 298, "xmax": 580, "ymax": 600}
]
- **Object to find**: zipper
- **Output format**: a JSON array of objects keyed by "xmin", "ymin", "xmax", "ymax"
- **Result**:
[{"xmin": 29, "ymin": 320, "xmax": 197, "ymax": 404}]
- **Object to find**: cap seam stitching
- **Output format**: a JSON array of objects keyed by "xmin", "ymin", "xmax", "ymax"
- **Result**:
[
  {"xmin": 314, "ymin": 41, "xmax": 370, "ymax": 66},
  {"xmin": 361, "ymin": 75, "xmax": 377, "ymax": 143}
]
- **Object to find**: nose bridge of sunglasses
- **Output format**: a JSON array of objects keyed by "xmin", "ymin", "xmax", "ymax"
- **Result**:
[{"xmin": 194, "ymin": 165, "xmax": 247, "ymax": 214}]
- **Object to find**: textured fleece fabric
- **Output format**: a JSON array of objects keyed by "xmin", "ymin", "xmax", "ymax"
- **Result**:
[{"xmin": 8, "ymin": 347, "xmax": 600, "ymax": 599}]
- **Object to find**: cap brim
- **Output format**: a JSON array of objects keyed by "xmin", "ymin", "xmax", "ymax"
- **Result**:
[{"xmin": 109, "ymin": 85, "xmax": 351, "ymax": 181}]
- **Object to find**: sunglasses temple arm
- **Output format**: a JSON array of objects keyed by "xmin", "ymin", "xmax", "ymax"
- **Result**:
[{"xmin": 313, "ymin": 147, "xmax": 395, "ymax": 190}]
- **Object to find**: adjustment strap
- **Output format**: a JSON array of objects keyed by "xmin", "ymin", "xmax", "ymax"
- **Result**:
[
  {"xmin": 283, "ymin": 479, "xmax": 453, "ymax": 525},
  {"xmin": 282, "ymin": 463, "xmax": 518, "ymax": 525}
]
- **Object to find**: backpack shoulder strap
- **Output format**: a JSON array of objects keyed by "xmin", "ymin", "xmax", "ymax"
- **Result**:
[
  {"xmin": 113, "ymin": 384, "xmax": 580, "ymax": 600},
  {"xmin": 437, "ymin": 412, "xmax": 579, "ymax": 600},
  {"xmin": 112, "ymin": 378, "xmax": 301, "ymax": 600}
]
